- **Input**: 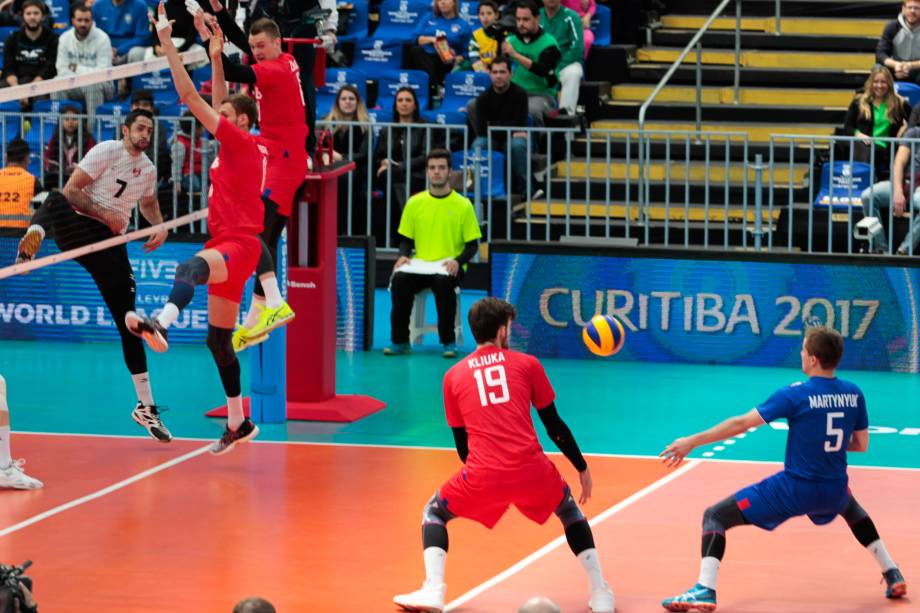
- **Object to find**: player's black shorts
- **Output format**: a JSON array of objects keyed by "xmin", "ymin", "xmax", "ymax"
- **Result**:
[{"xmin": 45, "ymin": 191, "xmax": 133, "ymax": 284}]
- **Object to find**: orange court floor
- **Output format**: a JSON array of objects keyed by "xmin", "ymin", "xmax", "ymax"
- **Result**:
[{"xmin": 1, "ymin": 434, "xmax": 916, "ymax": 612}]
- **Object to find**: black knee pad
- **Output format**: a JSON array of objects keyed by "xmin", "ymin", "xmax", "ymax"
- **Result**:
[
  {"xmin": 206, "ymin": 325, "xmax": 235, "ymax": 367},
  {"xmin": 702, "ymin": 496, "xmax": 748, "ymax": 534},
  {"xmin": 176, "ymin": 256, "xmax": 210, "ymax": 286},
  {"xmin": 553, "ymin": 488, "xmax": 585, "ymax": 528},
  {"xmin": 422, "ymin": 493, "xmax": 454, "ymax": 527}
]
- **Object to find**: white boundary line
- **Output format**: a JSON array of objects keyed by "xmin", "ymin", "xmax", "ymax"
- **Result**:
[
  {"xmin": 443, "ymin": 459, "xmax": 702, "ymax": 611},
  {"xmin": 14, "ymin": 431, "xmax": 920, "ymax": 472},
  {"xmin": 0, "ymin": 444, "xmax": 211, "ymax": 538}
]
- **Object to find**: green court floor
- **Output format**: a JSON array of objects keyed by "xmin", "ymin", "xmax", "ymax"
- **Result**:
[{"xmin": 1, "ymin": 338, "xmax": 917, "ymax": 470}]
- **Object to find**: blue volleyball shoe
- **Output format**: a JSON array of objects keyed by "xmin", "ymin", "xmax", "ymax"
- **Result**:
[
  {"xmin": 883, "ymin": 568, "xmax": 907, "ymax": 599},
  {"xmin": 661, "ymin": 584, "xmax": 717, "ymax": 612}
]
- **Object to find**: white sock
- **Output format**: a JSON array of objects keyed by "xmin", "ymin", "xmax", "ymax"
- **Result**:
[
  {"xmin": 698, "ymin": 556, "xmax": 720, "ymax": 590},
  {"xmin": 577, "ymin": 548, "xmax": 607, "ymax": 592},
  {"xmin": 423, "ymin": 547, "xmax": 447, "ymax": 586},
  {"xmin": 227, "ymin": 395, "xmax": 244, "ymax": 430},
  {"xmin": 26, "ymin": 224, "xmax": 45, "ymax": 239},
  {"xmin": 260, "ymin": 276, "xmax": 283, "ymax": 308},
  {"xmin": 867, "ymin": 539, "xmax": 897, "ymax": 572},
  {"xmin": 157, "ymin": 303, "xmax": 180, "ymax": 329},
  {"xmin": 132, "ymin": 373, "xmax": 154, "ymax": 406},
  {"xmin": 244, "ymin": 296, "xmax": 266, "ymax": 329},
  {"xmin": 0, "ymin": 425, "xmax": 11, "ymax": 468}
]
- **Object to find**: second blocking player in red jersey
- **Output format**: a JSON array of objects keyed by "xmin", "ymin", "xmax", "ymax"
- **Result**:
[
  {"xmin": 393, "ymin": 297, "xmax": 616, "ymax": 613},
  {"xmin": 129, "ymin": 6, "xmax": 267, "ymax": 454}
]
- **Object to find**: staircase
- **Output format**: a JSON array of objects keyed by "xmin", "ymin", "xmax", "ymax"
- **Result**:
[{"xmin": 517, "ymin": 0, "xmax": 901, "ymax": 249}]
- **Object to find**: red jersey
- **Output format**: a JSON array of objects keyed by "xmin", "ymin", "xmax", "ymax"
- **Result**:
[
  {"xmin": 443, "ymin": 346, "xmax": 556, "ymax": 477},
  {"xmin": 252, "ymin": 52, "xmax": 308, "ymax": 161},
  {"xmin": 207, "ymin": 117, "xmax": 267, "ymax": 238}
]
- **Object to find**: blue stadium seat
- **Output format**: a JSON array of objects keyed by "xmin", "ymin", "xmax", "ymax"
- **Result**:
[
  {"xmin": 33, "ymin": 99, "xmax": 84, "ymax": 114},
  {"xmin": 352, "ymin": 38, "xmax": 404, "ymax": 73},
  {"xmin": 191, "ymin": 65, "xmax": 212, "ymax": 89},
  {"xmin": 452, "ymin": 149, "xmax": 505, "ymax": 198},
  {"xmin": 421, "ymin": 109, "xmax": 467, "ymax": 126},
  {"xmin": 458, "ymin": 2, "xmax": 480, "ymax": 29},
  {"xmin": 0, "ymin": 26, "xmax": 18, "ymax": 64},
  {"xmin": 0, "ymin": 101, "xmax": 20, "ymax": 113},
  {"xmin": 441, "ymin": 70, "xmax": 489, "ymax": 113},
  {"xmin": 131, "ymin": 69, "xmax": 179, "ymax": 103},
  {"xmin": 376, "ymin": 69, "xmax": 429, "ymax": 111},
  {"xmin": 45, "ymin": 0, "xmax": 69, "ymax": 29},
  {"xmin": 372, "ymin": 0, "xmax": 429, "ymax": 42},
  {"xmin": 895, "ymin": 81, "xmax": 920, "ymax": 108},
  {"xmin": 814, "ymin": 161, "xmax": 872, "ymax": 211},
  {"xmin": 95, "ymin": 99, "xmax": 131, "ymax": 142},
  {"xmin": 591, "ymin": 5, "xmax": 611, "ymax": 46},
  {"xmin": 316, "ymin": 68, "xmax": 368, "ymax": 119},
  {"xmin": 337, "ymin": 0, "xmax": 369, "ymax": 43}
]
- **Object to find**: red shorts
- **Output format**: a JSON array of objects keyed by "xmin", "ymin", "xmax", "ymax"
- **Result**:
[
  {"xmin": 263, "ymin": 152, "xmax": 308, "ymax": 216},
  {"xmin": 437, "ymin": 459, "xmax": 569, "ymax": 529},
  {"xmin": 204, "ymin": 234, "xmax": 261, "ymax": 303}
]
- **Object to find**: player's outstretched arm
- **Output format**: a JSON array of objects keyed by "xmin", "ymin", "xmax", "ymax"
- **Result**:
[
  {"xmin": 536, "ymin": 402, "xmax": 593, "ymax": 503},
  {"xmin": 61, "ymin": 169, "xmax": 100, "ymax": 217},
  {"xmin": 207, "ymin": 21, "xmax": 228, "ymax": 111},
  {"xmin": 154, "ymin": 2, "xmax": 220, "ymax": 135},
  {"xmin": 660, "ymin": 408, "xmax": 765, "ymax": 468}
]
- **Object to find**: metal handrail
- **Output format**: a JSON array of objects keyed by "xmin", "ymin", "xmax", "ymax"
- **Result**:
[{"xmin": 637, "ymin": 0, "xmax": 742, "ymax": 132}]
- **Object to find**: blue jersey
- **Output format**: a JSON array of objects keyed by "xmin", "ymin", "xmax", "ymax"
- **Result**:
[{"xmin": 757, "ymin": 376, "xmax": 868, "ymax": 482}]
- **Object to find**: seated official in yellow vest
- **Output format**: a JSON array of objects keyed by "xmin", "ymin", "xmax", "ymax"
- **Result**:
[{"xmin": 0, "ymin": 138, "xmax": 41, "ymax": 229}]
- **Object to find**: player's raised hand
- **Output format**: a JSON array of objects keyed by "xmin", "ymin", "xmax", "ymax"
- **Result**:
[
  {"xmin": 143, "ymin": 228, "xmax": 168, "ymax": 253},
  {"xmin": 660, "ymin": 436, "xmax": 694, "ymax": 468},
  {"xmin": 209, "ymin": 0, "xmax": 224, "ymax": 12},
  {"xmin": 153, "ymin": 2, "xmax": 175, "ymax": 46},
  {"xmin": 192, "ymin": 7, "xmax": 211, "ymax": 42},
  {"xmin": 208, "ymin": 21, "xmax": 224, "ymax": 59},
  {"xmin": 578, "ymin": 466, "xmax": 593, "ymax": 504}
]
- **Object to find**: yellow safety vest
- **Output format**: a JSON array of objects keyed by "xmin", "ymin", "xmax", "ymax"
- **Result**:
[
  {"xmin": 0, "ymin": 166, "xmax": 36, "ymax": 229},
  {"xmin": 473, "ymin": 28, "xmax": 498, "ymax": 66}
]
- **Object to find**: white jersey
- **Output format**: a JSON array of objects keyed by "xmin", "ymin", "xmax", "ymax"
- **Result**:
[{"xmin": 76, "ymin": 140, "xmax": 157, "ymax": 234}]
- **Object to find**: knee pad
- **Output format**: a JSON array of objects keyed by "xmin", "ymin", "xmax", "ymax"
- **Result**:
[
  {"xmin": 421, "ymin": 494, "xmax": 453, "ymax": 527},
  {"xmin": 703, "ymin": 495, "xmax": 748, "ymax": 534},
  {"xmin": 553, "ymin": 488, "xmax": 585, "ymax": 528},
  {"xmin": 206, "ymin": 325, "xmax": 235, "ymax": 366},
  {"xmin": 175, "ymin": 256, "xmax": 210, "ymax": 287}
]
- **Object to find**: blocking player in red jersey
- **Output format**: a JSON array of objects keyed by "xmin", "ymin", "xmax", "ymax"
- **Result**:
[
  {"xmin": 393, "ymin": 297, "xmax": 616, "ymax": 613},
  {"xmin": 128, "ymin": 6, "xmax": 267, "ymax": 454},
  {"xmin": 194, "ymin": 0, "xmax": 306, "ymax": 351}
]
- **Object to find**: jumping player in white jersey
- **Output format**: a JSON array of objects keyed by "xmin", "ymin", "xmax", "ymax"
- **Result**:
[{"xmin": 14, "ymin": 111, "xmax": 173, "ymax": 443}]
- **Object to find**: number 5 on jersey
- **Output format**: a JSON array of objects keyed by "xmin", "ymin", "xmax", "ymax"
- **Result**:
[{"xmin": 473, "ymin": 365, "xmax": 510, "ymax": 407}]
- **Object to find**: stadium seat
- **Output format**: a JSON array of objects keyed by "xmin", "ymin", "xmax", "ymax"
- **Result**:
[
  {"xmin": 814, "ymin": 161, "xmax": 872, "ymax": 211},
  {"xmin": 591, "ymin": 5, "xmax": 611, "ymax": 46},
  {"xmin": 895, "ymin": 81, "xmax": 920, "ymax": 108},
  {"xmin": 131, "ymin": 69, "xmax": 179, "ymax": 103},
  {"xmin": 337, "ymin": 0, "xmax": 369, "ymax": 43},
  {"xmin": 352, "ymin": 38, "xmax": 404, "ymax": 73},
  {"xmin": 458, "ymin": 1, "xmax": 479, "ymax": 29},
  {"xmin": 191, "ymin": 65, "xmax": 212, "ymax": 89},
  {"xmin": 376, "ymin": 69, "xmax": 429, "ymax": 111},
  {"xmin": 372, "ymin": 0, "xmax": 429, "ymax": 42},
  {"xmin": 0, "ymin": 26, "xmax": 18, "ymax": 64},
  {"xmin": 441, "ymin": 71, "xmax": 490, "ymax": 113},
  {"xmin": 32, "ymin": 99, "xmax": 85, "ymax": 140},
  {"xmin": 316, "ymin": 68, "xmax": 368, "ymax": 119},
  {"xmin": 95, "ymin": 99, "xmax": 131, "ymax": 141},
  {"xmin": 451, "ymin": 149, "xmax": 506, "ymax": 198},
  {"xmin": 421, "ymin": 109, "xmax": 467, "ymax": 126},
  {"xmin": 45, "ymin": 0, "xmax": 69, "ymax": 29}
]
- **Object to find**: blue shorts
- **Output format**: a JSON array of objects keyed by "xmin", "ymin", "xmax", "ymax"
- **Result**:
[{"xmin": 734, "ymin": 471, "xmax": 850, "ymax": 531}]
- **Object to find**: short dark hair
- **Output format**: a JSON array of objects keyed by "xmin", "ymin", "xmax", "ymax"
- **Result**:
[
  {"xmin": 426, "ymin": 148, "xmax": 452, "ymax": 169},
  {"xmin": 249, "ymin": 18, "xmax": 281, "ymax": 39},
  {"xmin": 490, "ymin": 55, "xmax": 511, "ymax": 71},
  {"xmin": 130, "ymin": 89, "xmax": 155, "ymax": 107},
  {"xmin": 805, "ymin": 326, "xmax": 844, "ymax": 369},
  {"xmin": 21, "ymin": 0, "xmax": 47, "ymax": 14},
  {"xmin": 232, "ymin": 597, "xmax": 276, "ymax": 613},
  {"xmin": 6, "ymin": 138, "xmax": 30, "ymax": 164},
  {"xmin": 514, "ymin": 0, "xmax": 539, "ymax": 17},
  {"xmin": 70, "ymin": 2, "xmax": 90, "ymax": 18},
  {"xmin": 222, "ymin": 93, "xmax": 259, "ymax": 128},
  {"xmin": 124, "ymin": 108, "xmax": 154, "ymax": 129},
  {"xmin": 478, "ymin": 0, "xmax": 499, "ymax": 12},
  {"xmin": 469, "ymin": 297, "xmax": 517, "ymax": 344}
]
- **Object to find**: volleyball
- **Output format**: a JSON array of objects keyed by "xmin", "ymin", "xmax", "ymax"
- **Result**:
[{"xmin": 582, "ymin": 314, "xmax": 626, "ymax": 357}]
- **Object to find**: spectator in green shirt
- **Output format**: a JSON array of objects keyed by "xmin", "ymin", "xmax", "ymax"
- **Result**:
[
  {"xmin": 540, "ymin": 0, "xmax": 584, "ymax": 114},
  {"xmin": 502, "ymin": 0, "xmax": 562, "ymax": 124},
  {"xmin": 385, "ymin": 149, "xmax": 482, "ymax": 358}
]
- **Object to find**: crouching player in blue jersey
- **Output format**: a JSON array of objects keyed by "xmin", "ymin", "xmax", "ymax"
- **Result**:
[{"xmin": 659, "ymin": 327, "xmax": 907, "ymax": 612}]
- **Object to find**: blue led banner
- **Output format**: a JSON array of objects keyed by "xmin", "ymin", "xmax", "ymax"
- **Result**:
[{"xmin": 491, "ymin": 244, "xmax": 920, "ymax": 373}]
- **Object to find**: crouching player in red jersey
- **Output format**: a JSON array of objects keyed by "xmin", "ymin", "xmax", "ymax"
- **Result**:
[
  {"xmin": 393, "ymin": 297, "xmax": 615, "ymax": 613},
  {"xmin": 128, "ymin": 6, "xmax": 267, "ymax": 454}
]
